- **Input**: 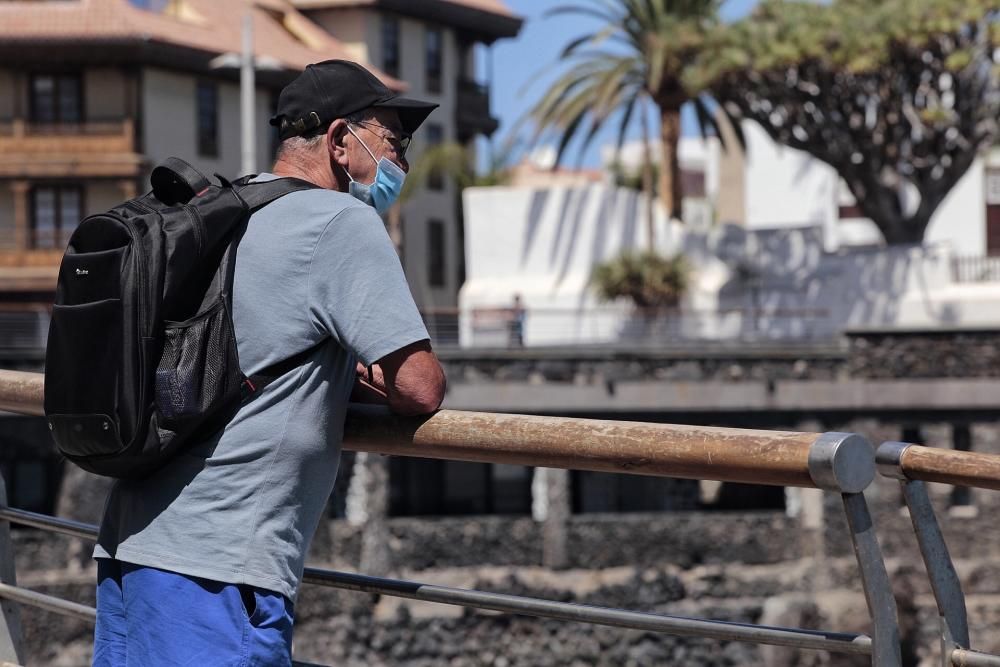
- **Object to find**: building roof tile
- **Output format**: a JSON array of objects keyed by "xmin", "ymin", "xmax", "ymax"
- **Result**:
[
  {"xmin": 291, "ymin": 0, "xmax": 517, "ymax": 18},
  {"xmin": 0, "ymin": 0, "xmax": 403, "ymax": 86},
  {"xmin": 289, "ymin": 0, "xmax": 522, "ymax": 38}
]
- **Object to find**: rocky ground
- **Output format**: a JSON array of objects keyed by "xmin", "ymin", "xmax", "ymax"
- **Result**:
[
  {"xmin": 11, "ymin": 518, "xmax": 1000, "ymax": 666},
  {"xmin": 11, "ymin": 451, "xmax": 1000, "ymax": 666}
]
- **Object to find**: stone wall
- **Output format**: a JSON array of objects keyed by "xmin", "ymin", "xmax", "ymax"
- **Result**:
[
  {"xmin": 441, "ymin": 345, "xmax": 847, "ymax": 386},
  {"xmin": 847, "ymin": 330, "xmax": 1000, "ymax": 379},
  {"xmin": 441, "ymin": 329, "xmax": 1000, "ymax": 386}
]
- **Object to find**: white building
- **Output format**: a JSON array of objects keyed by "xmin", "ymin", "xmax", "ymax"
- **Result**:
[
  {"xmin": 731, "ymin": 123, "xmax": 1000, "ymax": 256},
  {"xmin": 459, "ymin": 126, "xmax": 1000, "ymax": 347}
]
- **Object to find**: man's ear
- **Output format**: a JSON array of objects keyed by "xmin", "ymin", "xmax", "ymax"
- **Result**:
[{"xmin": 327, "ymin": 119, "xmax": 349, "ymax": 166}]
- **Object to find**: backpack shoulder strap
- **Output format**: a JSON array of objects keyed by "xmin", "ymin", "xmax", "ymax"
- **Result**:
[
  {"xmin": 243, "ymin": 339, "xmax": 327, "ymax": 398},
  {"xmin": 231, "ymin": 176, "xmax": 328, "ymax": 399},
  {"xmin": 237, "ymin": 177, "xmax": 318, "ymax": 211},
  {"xmin": 218, "ymin": 176, "xmax": 320, "ymax": 300}
]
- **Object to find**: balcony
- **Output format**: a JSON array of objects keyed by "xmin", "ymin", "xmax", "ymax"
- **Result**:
[
  {"xmin": 455, "ymin": 79, "xmax": 499, "ymax": 139},
  {"xmin": 0, "ymin": 250, "xmax": 61, "ymax": 294},
  {"xmin": 0, "ymin": 119, "xmax": 142, "ymax": 179}
]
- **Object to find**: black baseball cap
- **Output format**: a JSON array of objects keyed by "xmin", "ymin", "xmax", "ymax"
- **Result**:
[{"xmin": 270, "ymin": 60, "xmax": 439, "ymax": 140}]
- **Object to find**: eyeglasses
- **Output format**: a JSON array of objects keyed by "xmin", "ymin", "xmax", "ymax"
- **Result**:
[{"xmin": 350, "ymin": 120, "xmax": 412, "ymax": 159}]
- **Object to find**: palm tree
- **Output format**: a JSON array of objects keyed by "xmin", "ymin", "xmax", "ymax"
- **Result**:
[
  {"xmin": 401, "ymin": 141, "xmax": 513, "ymax": 199},
  {"xmin": 527, "ymin": 0, "xmax": 727, "ymax": 227}
]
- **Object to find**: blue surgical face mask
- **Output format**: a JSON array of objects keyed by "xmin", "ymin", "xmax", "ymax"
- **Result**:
[{"xmin": 345, "ymin": 125, "xmax": 406, "ymax": 216}]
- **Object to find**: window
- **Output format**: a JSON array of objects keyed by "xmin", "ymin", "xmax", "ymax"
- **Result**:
[
  {"xmin": 838, "ymin": 203, "xmax": 865, "ymax": 219},
  {"xmin": 381, "ymin": 16, "xmax": 400, "ymax": 78},
  {"xmin": 30, "ymin": 185, "xmax": 82, "ymax": 249},
  {"xmin": 128, "ymin": 0, "xmax": 169, "ymax": 10},
  {"xmin": 987, "ymin": 170, "xmax": 1000, "ymax": 256},
  {"xmin": 30, "ymin": 74, "xmax": 82, "ymax": 124},
  {"xmin": 425, "ymin": 124, "xmax": 444, "ymax": 190},
  {"xmin": 425, "ymin": 27, "xmax": 443, "ymax": 94},
  {"xmin": 428, "ymin": 219, "xmax": 446, "ymax": 288},
  {"xmin": 196, "ymin": 81, "xmax": 219, "ymax": 158}
]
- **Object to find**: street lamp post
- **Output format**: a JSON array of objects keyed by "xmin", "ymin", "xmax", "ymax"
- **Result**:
[
  {"xmin": 240, "ymin": 13, "xmax": 255, "ymax": 176},
  {"xmin": 210, "ymin": 13, "xmax": 282, "ymax": 176}
]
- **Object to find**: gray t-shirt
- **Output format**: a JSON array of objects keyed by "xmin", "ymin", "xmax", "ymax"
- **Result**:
[{"xmin": 94, "ymin": 175, "xmax": 429, "ymax": 600}]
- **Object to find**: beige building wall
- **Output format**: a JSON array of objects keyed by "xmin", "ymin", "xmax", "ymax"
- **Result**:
[
  {"xmin": 141, "ymin": 68, "xmax": 274, "ymax": 179},
  {"xmin": 85, "ymin": 69, "xmax": 128, "ymax": 121},
  {"xmin": 311, "ymin": 8, "xmax": 370, "ymax": 63},
  {"xmin": 86, "ymin": 181, "xmax": 128, "ymax": 216},
  {"xmin": 397, "ymin": 17, "xmax": 460, "ymax": 310}
]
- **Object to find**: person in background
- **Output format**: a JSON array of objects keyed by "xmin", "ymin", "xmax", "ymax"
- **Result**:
[{"xmin": 509, "ymin": 293, "xmax": 526, "ymax": 347}]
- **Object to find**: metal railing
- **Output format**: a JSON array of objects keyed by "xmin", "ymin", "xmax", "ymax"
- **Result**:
[
  {"xmin": 876, "ymin": 443, "xmax": 1000, "ymax": 667},
  {"xmin": 421, "ymin": 305, "xmax": 836, "ymax": 348},
  {"xmin": 0, "ymin": 367, "xmax": 978, "ymax": 667},
  {"xmin": 0, "ymin": 311, "xmax": 48, "ymax": 359},
  {"xmin": 951, "ymin": 255, "xmax": 1000, "ymax": 283}
]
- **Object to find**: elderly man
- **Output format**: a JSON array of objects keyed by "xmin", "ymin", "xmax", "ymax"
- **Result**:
[{"xmin": 92, "ymin": 60, "xmax": 446, "ymax": 666}]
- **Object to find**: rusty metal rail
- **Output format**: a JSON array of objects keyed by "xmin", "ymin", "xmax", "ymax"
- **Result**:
[
  {"xmin": 2, "ymin": 369, "xmax": 864, "ymax": 490},
  {"xmin": 880, "ymin": 444, "xmax": 1000, "ymax": 491},
  {"xmin": 877, "ymin": 442, "xmax": 1000, "ymax": 667},
  {"xmin": 0, "ymin": 506, "xmax": 876, "ymax": 656},
  {"xmin": 0, "ymin": 369, "xmax": 901, "ymax": 665}
]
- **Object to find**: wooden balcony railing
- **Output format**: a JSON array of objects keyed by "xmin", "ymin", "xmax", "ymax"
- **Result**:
[
  {"xmin": 455, "ymin": 79, "xmax": 499, "ymax": 138},
  {"xmin": 0, "ymin": 119, "xmax": 140, "ymax": 178}
]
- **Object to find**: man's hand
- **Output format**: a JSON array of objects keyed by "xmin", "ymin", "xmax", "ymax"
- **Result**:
[
  {"xmin": 350, "ymin": 361, "xmax": 388, "ymax": 404},
  {"xmin": 371, "ymin": 340, "xmax": 446, "ymax": 416}
]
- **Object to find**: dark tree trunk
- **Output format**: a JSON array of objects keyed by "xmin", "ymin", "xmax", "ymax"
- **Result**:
[{"xmin": 658, "ymin": 106, "xmax": 684, "ymax": 221}]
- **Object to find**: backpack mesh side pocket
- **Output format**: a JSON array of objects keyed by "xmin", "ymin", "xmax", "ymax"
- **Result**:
[{"xmin": 154, "ymin": 297, "xmax": 243, "ymax": 432}]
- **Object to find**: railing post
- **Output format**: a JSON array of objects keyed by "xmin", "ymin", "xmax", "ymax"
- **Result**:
[
  {"xmin": 808, "ymin": 432, "xmax": 900, "ymax": 667},
  {"xmin": 532, "ymin": 467, "xmax": 569, "ymax": 568},
  {"xmin": 0, "ymin": 475, "xmax": 25, "ymax": 665},
  {"xmin": 877, "ymin": 442, "xmax": 970, "ymax": 667}
]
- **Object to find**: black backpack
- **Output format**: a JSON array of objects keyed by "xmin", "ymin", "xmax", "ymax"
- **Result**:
[{"xmin": 44, "ymin": 158, "xmax": 318, "ymax": 479}]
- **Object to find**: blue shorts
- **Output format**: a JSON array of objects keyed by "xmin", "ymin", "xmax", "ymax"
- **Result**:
[{"xmin": 93, "ymin": 559, "xmax": 294, "ymax": 667}]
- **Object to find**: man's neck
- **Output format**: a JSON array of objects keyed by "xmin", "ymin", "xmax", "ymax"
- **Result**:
[{"xmin": 270, "ymin": 158, "xmax": 347, "ymax": 192}]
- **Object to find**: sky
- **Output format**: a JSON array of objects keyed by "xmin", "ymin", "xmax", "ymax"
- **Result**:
[{"xmin": 480, "ymin": 0, "xmax": 760, "ymax": 168}]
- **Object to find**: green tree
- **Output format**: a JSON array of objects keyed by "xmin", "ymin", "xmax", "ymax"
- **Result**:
[
  {"xmin": 401, "ymin": 141, "xmax": 513, "ymax": 197},
  {"xmin": 591, "ymin": 251, "xmax": 689, "ymax": 308},
  {"xmin": 691, "ymin": 0, "xmax": 999, "ymax": 244},
  {"xmin": 526, "ymin": 0, "xmax": 727, "ymax": 228}
]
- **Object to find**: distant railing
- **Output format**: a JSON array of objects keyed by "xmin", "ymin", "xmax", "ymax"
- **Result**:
[
  {"xmin": 951, "ymin": 255, "xmax": 1000, "ymax": 283},
  {"xmin": 0, "ymin": 310, "xmax": 49, "ymax": 358},
  {"xmin": 422, "ymin": 305, "xmax": 835, "ymax": 348},
  {"xmin": 0, "ymin": 119, "xmax": 132, "ymax": 138},
  {"xmin": 0, "ymin": 369, "xmax": 905, "ymax": 665},
  {"xmin": 23, "ymin": 121, "xmax": 129, "ymax": 136}
]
